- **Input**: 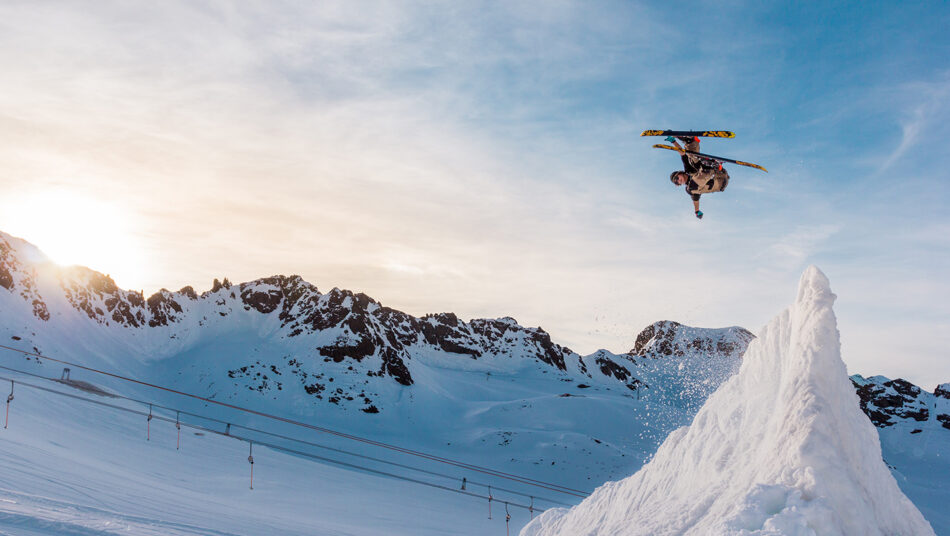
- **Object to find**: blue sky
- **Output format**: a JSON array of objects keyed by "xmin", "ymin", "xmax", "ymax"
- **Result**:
[{"xmin": 0, "ymin": 1, "xmax": 947, "ymax": 387}]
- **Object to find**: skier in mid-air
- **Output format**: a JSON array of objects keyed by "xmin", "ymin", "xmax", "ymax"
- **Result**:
[
  {"xmin": 668, "ymin": 136, "xmax": 729, "ymax": 220},
  {"xmin": 640, "ymin": 130, "xmax": 766, "ymax": 219}
]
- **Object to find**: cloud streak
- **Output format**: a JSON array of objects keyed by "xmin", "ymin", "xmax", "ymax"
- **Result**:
[{"xmin": 0, "ymin": 1, "xmax": 947, "ymax": 388}]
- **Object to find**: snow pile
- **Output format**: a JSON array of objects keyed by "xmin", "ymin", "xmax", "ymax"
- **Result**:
[{"xmin": 522, "ymin": 266, "xmax": 935, "ymax": 536}]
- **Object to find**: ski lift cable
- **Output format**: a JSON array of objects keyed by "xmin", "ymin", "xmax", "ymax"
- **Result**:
[
  {"xmin": 0, "ymin": 373, "xmax": 542, "ymax": 512},
  {"xmin": 4, "ymin": 379, "xmax": 13, "ymax": 429},
  {"xmin": 0, "ymin": 363, "xmax": 575, "ymax": 506},
  {"xmin": 0, "ymin": 344, "xmax": 589, "ymax": 497},
  {"xmin": 0, "ymin": 363, "xmax": 572, "ymax": 505}
]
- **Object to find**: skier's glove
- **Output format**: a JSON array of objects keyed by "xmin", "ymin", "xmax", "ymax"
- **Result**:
[
  {"xmin": 695, "ymin": 210, "xmax": 703, "ymax": 220},
  {"xmin": 665, "ymin": 136, "xmax": 676, "ymax": 143}
]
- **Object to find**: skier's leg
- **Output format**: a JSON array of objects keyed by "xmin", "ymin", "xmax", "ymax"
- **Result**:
[{"xmin": 715, "ymin": 168, "xmax": 730, "ymax": 192}]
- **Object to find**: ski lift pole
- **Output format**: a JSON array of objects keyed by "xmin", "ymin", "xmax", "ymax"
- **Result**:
[
  {"xmin": 248, "ymin": 442, "xmax": 255, "ymax": 490},
  {"xmin": 4, "ymin": 381, "xmax": 13, "ymax": 429},
  {"xmin": 175, "ymin": 411, "xmax": 181, "ymax": 450},
  {"xmin": 488, "ymin": 485, "xmax": 493, "ymax": 519},
  {"xmin": 147, "ymin": 404, "xmax": 153, "ymax": 441},
  {"xmin": 529, "ymin": 496, "xmax": 534, "ymax": 520},
  {"xmin": 505, "ymin": 502, "xmax": 511, "ymax": 536}
]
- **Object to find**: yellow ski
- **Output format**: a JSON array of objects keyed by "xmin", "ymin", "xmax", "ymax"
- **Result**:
[
  {"xmin": 641, "ymin": 130, "xmax": 735, "ymax": 138},
  {"xmin": 652, "ymin": 144, "xmax": 767, "ymax": 172}
]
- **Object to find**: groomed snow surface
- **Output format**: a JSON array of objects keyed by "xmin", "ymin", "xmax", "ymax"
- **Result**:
[
  {"xmin": 0, "ymin": 371, "xmax": 565, "ymax": 536},
  {"xmin": 523, "ymin": 267, "xmax": 936, "ymax": 536}
]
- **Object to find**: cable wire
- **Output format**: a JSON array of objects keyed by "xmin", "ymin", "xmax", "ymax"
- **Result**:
[
  {"xmin": 0, "ymin": 343, "xmax": 588, "ymax": 497},
  {"xmin": 0, "ymin": 372, "xmax": 546, "ymax": 513},
  {"xmin": 0, "ymin": 361, "xmax": 573, "ymax": 507},
  {"xmin": 0, "ymin": 346, "xmax": 589, "ymax": 498}
]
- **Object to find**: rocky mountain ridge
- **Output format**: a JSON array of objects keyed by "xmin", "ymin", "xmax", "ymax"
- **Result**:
[
  {"xmin": 852, "ymin": 375, "xmax": 950, "ymax": 432},
  {"xmin": 0, "ymin": 231, "xmax": 755, "ymax": 416},
  {"xmin": 1, "ymin": 231, "xmax": 947, "ymax": 532},
  {"xmin": 1, "ymin": 229, "xmax": 945, "ymax": 433}
]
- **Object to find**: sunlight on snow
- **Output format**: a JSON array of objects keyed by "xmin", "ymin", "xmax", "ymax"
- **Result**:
[{"xmin": 0, "ymin": 188, "xmax": 148, "ymax": 291}]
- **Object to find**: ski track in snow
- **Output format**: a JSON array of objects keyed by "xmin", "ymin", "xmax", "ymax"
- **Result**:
[{"xmin": 0, "ymin": 489, "xmax": 244, "ymax": 536}]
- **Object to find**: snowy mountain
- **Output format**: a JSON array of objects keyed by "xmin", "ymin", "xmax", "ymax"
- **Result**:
[
  {"xmin": 852, "ymin": 375, "xmax": 950, "ymax": 430},
  {"xmin": 1, "ymin": 231, "xmax": 947, "ymax": 534},
  {"xmin": 0, "ymin": 229, "xmax": 754, "ymax": 431},
  {"xmin": 523, "ymin": 267, "xmax": 936, "ymax": 536},
  {"xmin": 0, "ymin": 230, "xmax": 755, "ymax": 499},
  {"xmin": 2, "ymin": 230, "xmax": 645, "ymax": 392}
]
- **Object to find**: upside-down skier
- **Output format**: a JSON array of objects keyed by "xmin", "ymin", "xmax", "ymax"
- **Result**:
[{"xmin": 668, "ymin": 136, "xmax": 729, "ymax": 220}]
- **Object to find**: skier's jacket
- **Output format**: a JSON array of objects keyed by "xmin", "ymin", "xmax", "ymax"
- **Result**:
[{"xmin": 681, "ymin": 139, "xmax": 729, "ymax": 198}]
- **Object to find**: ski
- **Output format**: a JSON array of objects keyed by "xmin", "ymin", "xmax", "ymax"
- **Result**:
[
  {"xmin": 652, "ymin": 144, "xmax": 767, "ymax": 172},
  {"xmin": 641, "ymin": 129, "xmax": 735, "ymax": 139}
]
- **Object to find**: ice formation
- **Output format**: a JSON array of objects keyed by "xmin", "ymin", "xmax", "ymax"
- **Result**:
[{"xmin": 522, "ymin": 266, "xmax": 935, "ymax": 536}]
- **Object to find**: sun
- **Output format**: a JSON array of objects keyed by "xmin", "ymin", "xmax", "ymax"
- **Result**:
[{"xmin": 0, "ymin": 187, "xmax": 149, "ymax": 292}]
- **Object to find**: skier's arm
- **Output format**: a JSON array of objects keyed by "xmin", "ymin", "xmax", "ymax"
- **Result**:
[
  {"xmin": 675, "ymin": 138, "xmax": 705, "ymax": 171},
  {"xmin": 691, "ymin": 193, "xmax": 703, "ymax": 219},
  {"xmin": 675, "ymin": 141, "xmax": 700, "ymax": 174}
]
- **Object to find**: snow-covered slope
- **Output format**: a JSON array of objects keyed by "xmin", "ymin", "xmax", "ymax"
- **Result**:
[
  {"xmin": 0, "ymin": 229, "xmax": 757, "ymax": 488},
  {"xmin": 852, "ymin": 375, "xmax": 948, "ymax": 430},
  {"xmin": 851, "ymin": 375, "xmax": 950, "ymax": 533},
  {"xmin": 0, "ymin": 229, "xmax": 760, "ymax": 532},
  {"xmin": 523, "ymin": 266, "xmax": 935, "ymax": 536},
  {"xmin": 2, "ymin": 231, "xmax": 946, "ymax": 534}
]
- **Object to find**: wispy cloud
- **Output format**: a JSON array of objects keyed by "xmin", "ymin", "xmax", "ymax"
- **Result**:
[
  {"xmin": 0, "ymin": 1, "xmax": 946, "ymax": 388},
  {"xmin": 759, "ymin": 224, "xmax": 840, "ymax": 268},
  {"xmin": 877, "ymin": 72, "xmax": 950, "ymax": 171}
]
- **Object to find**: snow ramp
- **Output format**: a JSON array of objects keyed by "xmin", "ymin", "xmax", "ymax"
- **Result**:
[{"xmin": 522, "ymin": 266, "xmax": 935, "ymax": 536}]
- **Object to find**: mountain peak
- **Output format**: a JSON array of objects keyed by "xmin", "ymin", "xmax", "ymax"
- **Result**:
[
  {"xmin": 629, "ymin": 319, "xmax": 754, "ymax": 360},
  {"xmin": 0, "ymin": 231, "xmax": 768, "ymax": 406},
  {"xmin": 524, "ymin": 267, "xmax": 935, "ymax": 535}
]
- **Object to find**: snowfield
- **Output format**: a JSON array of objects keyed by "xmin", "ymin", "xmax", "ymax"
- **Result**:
[
  {"xmin": 0, "ymin": 230, "xmax": 947, "ymax": 535},
  {"xmin": 0, "ymin": 375, "xmax": 538, "ymax": 536}
]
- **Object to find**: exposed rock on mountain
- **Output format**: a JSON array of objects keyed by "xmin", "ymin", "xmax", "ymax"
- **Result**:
[
  {"xmin": 852, "ymin": 376, "xmax": 930, "ymax": 426},
  {"xmin": 630, "ymin": 319, "xmax": 755, "ymax": 359},
  {"xmin": 0, "ymin": 234, "xmax": 49, "ymax": 321},
  {"xmin": 851, "ymin": 376, "xmax": 950, "ymax": 432},
  {"xmin": 2, "ymin": 231, "xmax": 947, "ymax": 532},
  {"xmin": 1, "ymin": 230, "xmax": 943, "ymax": 431},
  {"xmin": 0, "ymin": 231, "xmax": 638, "ymax": 397}
]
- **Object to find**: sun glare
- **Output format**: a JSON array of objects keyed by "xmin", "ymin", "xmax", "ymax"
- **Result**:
[{"xmin": 0, "ymin": 189, "xmax": 148, "ymax": 292}]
